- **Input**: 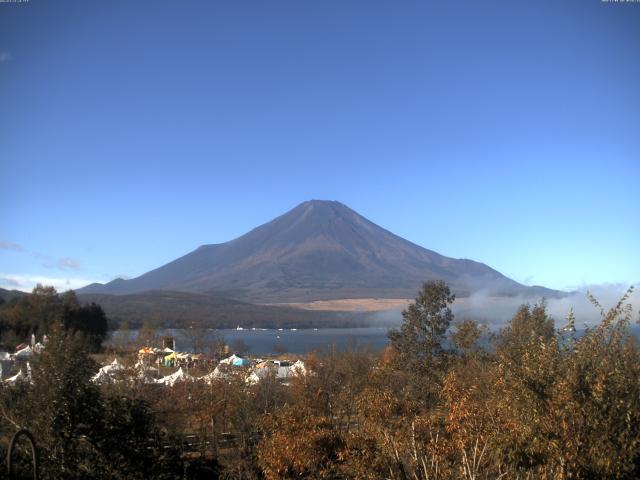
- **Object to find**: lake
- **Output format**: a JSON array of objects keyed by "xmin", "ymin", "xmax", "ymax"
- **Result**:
[
  {"xmin": 108, "ymin": 325, "xmax": 640, "ymax": 356},
  {"xmin": 109, "ymin": 327, "xmax": 392, "ymax": 355}
]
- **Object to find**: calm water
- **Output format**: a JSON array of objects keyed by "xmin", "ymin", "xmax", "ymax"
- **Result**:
[
  {"xmin": 109, "ymin": 327, "xmax": 391, "ymax": 355},
  {"xmin": 108, "ymin": 325, "xmax": 640, "ymax": 356}
]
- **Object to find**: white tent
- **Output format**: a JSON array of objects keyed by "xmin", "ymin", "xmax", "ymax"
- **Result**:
[
  {"xmin": 245, "ymin": 371, "xmax": 262, "ymax": 385},
  {"xmin": 5, "ymin": 370, "xmax": 26, "ymax": 384},
  {"xmin": 198, "ymin": 368, "xmax": 224, "ymax": 383},
  {"xmin": 5, "ymin": 363, "xmax": 31, "ymax": 385},
  {"xmin": 13, "ymin": 346, "xmax": 33, "ymax": 360},
  {"xmin": 92, "ymin": 369, "xmax": 112, "ymax": 385},
  {"xmin": 245, "ymin": 360, "xmax": 307, "ymax": 384},
  {"xmin": 157, "ymin": 367, "xmax": 193, "ymax": 386},
  {"xmin": 245, "ymin": 365, "xmax": 290, "ymax": 384},
  {"xmin": 92, "ymin": 358, "xmax": 125, "ymax": 384},
  {"xmin": 276, "ymin": 366, "xmax": 292, "ymax": 379},
  {"xmin": 134, "ymin": 359, "xmax": 158, "ymax": 383},
  {"xmin": 102, "ymin": 358, "xmax": 124, "ymax": 373},
  {"xmin": 291, "ymin": 360, "xmax": 307, "ymax": 376}
]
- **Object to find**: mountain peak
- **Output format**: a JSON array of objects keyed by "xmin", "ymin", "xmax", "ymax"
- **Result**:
[
  {"xmin": 300, "ymin": 199, "xmax": 344, "ymax": 207},
  {"xmin": 292, "ymin": 199, "xmax": 355, "ymax": 218}
]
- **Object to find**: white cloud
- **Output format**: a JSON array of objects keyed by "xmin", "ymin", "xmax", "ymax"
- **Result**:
[
  {"xmin": 1, "ymin": 242, "xmax": 81, "ymax": 270},
  {"xmin": 0, "ymin": 51, "xmax": 11, "ymax": 63},
  {"xmin": 453, "ymin": 283, "xmax": 639, "ymax": 328},
  {"xmin": 56, "ymin": 257, "xmax": 81, "ymax": 270},
  {"xmin": 0, "ymin": 241, "xmax": 24, "ymax": 251},
  {"xmin": 0, "ymin": 274, "xmax": 100, "ymax": 293}
]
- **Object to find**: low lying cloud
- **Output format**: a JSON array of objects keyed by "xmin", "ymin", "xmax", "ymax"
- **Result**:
[
  {"xmin": 369, "ymin": 283, "xmax": 639, "ymax": 329},
  {"xmin": 0, "ymin": 274, "xmax": 99, "ymax": 293},
  {"xmin": 453, "ymin": 283, "xmax": 640, "ymax": 329}
]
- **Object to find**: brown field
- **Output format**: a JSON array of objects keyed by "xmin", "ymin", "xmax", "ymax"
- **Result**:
[
  {"xmin": 268, "ymin": 296, "xmax": 517, "ymax": 312},
  {"xmin": 267, "ymin": 298, "xmax": 412, "ymax": 312}
]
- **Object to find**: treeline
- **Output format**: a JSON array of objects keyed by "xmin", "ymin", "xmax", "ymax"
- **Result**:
[
  {"xmin": 1, "ymin": 281, "xmax": 639, "ymax": 479},
  {"xmin": 0, "ymin": 285, "xmax": 108, "ymax": 352}
]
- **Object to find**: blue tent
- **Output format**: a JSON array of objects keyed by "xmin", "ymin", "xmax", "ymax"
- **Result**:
[{"xmin": 232, "ymin": 356, "xmax": 250, "ymax": 366}]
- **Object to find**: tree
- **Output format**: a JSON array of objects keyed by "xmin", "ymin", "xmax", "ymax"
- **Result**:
[
  {"xmin": 388, "ymin": 280, "xmax": 455, "ymax": 367},
  {"xmin": 496, "ymin": 302, "xmax": 554, "ymax": 360},
  {"xmin": 11, "ymin": 326, "xmax": 180, "ymax": 479},
  {"xmin": 24, "ymin": 326, "xmax": 103, "ymax": 478},
  {"xmin": 385, "ymin": 280, "xmax": 455, "ymax": 408},
  {"xmin": 206, "ymin": 330, "xmax": 227, "ymax": 359},
  {"xmin": 232, "ymin": 339, "xmax": 250, "ymax": 356},
  {"xmin": 62, "ymin": 291, "xmax": 108, "ymax": 352},
  {"xmin": 451, "ymin": 319, "xmax": 485, "ymax": 353},
  {"xmin": 5, "ymin": 284, "xmax": 62, "ymax": 341},
  {"xmin": 0, "ymin": 285, "xmax": 108, "ymax": 351},
  {"xmin": 184, "ymin": 323, "xmax": 208, "ymax": 354},
  {"xmin": 136, "ymin": 319, "xmax": 157, "ymax": 348},
  {"xmin": 111, "ymin": 319, "xmax": 132, "ymax": 351}
]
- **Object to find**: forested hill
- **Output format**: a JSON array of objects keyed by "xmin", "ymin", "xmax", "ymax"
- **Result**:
[
  {"xmin": 77, "ymin": 290, "xmax": 373, "ymax": 329},
  {"xmin": 0, "ymin": 287, "xmax": 28, "ymax": 303}
]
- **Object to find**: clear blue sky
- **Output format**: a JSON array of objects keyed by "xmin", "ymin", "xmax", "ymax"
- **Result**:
[{"xmin": 1, "ymin": 0, "xmax": 638, "ymax": 293}]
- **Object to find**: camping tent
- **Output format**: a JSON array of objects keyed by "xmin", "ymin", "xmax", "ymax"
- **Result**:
[
  {"xmin": 5, "ymin": 363, "xmax": 31, "ymax": 385},
  {"xmin": 92, "ymin": 358, "xmax": 124, "ymax": 384},
  {"xmin": 291, "ymin": 360, "xmax": 307, "ymax": 376},
  {"xmin": 245, "ymin": 371, "xmax": 263, "ymax": 385},
  {"xmin": 198, "ymin": 369, "xmax": 221, "ymax": 383},
  {"xmin": 157, "ymin": 367, "xmax": 192, "ymax": 386},
  {"xmin": 164, "ymin": 351, "xmax": 177, "ymax": 367},
  {"xmin": 134, "ymin": 360, "xmax": 157, "ymax": 383},
  {"xmin": 5, "ymin": 370, "xmax": 26, "ymax": 385},
  {"xmin": 13, "ymin": 346, "xmax": 33, "ymax": 360},
  {"xmin": 220, "ymin": 354, "xmax": 250, "ymax": 367}
]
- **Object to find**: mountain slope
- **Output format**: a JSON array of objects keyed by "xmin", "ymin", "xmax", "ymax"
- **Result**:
[{"xmin": 78, "ymin": 200, "xmax": 561, "ymax": 301}]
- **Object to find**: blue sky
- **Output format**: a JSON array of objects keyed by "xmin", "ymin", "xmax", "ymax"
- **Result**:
[{"xmin": 1, "ymin": 0, "xmax": 638, "ymax": 293}]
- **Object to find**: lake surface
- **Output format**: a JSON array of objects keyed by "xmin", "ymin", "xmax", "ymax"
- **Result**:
[
  {"xmin": 108, "ymin": 325, "xmax": 640, "ymax": 356},
  {"xmin": 109, "ymin": 327, "xmax": 392, "ymax": 355}
]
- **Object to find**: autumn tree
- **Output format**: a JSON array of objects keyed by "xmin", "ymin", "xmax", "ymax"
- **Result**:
[
  {"xmin": 0, "ymin": 285, "xmax": 108, "ymax": 350},
  {"xmin": 386, "ymin": 280, "xmax": 455, "ymax": 406},
  {"xmin": 20, "ymin": 326, "xmax": 103, "ymax": 478},
  {"xmin": 136, "ymin": 319, "xmax": 157, "ymax": 348},
  {"xmin": 388, "ymin": 280, "xmax": 455, "ymax": 364}
]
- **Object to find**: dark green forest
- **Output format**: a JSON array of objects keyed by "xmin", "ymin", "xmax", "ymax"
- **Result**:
[{"xmin": 0, "ymin": 285, "xmax": 107, "ymax": 352}]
